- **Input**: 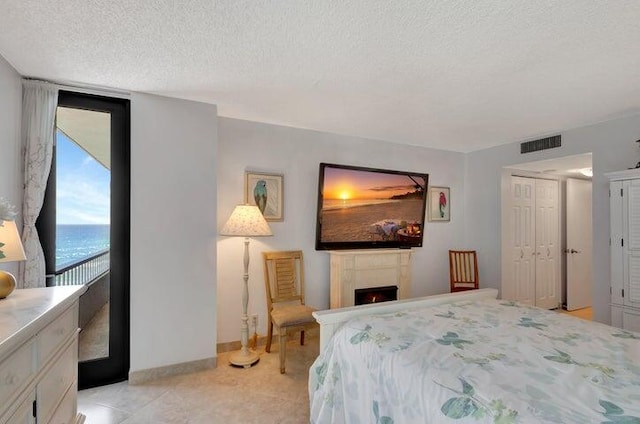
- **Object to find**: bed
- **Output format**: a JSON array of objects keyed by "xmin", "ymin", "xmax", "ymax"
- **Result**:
[{"xmin": 309, "ymin": 289, "xmax": 640, "ymax": 423}]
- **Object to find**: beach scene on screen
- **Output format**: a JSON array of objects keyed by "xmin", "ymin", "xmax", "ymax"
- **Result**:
[{"xmin": 320, "ymin": 167, "xmax": 426, "ymax": 242}]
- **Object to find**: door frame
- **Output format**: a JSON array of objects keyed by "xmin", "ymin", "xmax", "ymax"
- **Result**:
[{"xmin": 39, "ymin": 90, "xmax": 130, "ymax": 389}]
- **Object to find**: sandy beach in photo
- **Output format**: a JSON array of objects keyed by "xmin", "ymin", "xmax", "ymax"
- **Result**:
[{"xmin": 320, "ymin": 199, "xmax": 424, "ymax": 242}]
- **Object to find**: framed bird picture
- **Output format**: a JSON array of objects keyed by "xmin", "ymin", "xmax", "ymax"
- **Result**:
[
  {"xmin": 428, "ymin": 186, "xmax": 450, "ymax": 222},
  {"xmin": 244, "ymin": 172, "xmax": 284, "ymax": 221}
]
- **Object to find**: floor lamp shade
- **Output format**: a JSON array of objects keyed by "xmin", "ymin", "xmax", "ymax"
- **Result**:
[
  {"xmin": 220, "ymin": 205, "xmax": 272, "ymax": 237},
  {"xmin": 221, "ymin": 205, "xmax": 272, "ymax": 368},
  {"xmin": 0, "ymin": 220, "xmax": 27, "ymax": 299}
]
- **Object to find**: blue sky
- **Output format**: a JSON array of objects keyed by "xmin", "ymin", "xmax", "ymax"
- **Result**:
[{"xmin": 56, "ymin": 130, "xmax": 110, "ymax": 225}]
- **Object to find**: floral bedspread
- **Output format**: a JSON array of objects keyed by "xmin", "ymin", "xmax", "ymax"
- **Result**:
[{"xmin": 309, "ymin": 299, "xmax": 640, "ymax": 423}]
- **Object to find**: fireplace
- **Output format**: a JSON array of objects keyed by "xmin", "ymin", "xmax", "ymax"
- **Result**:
[
  {"xmin": 328, "ymin": 249, "xmax": 412, "ymax": 308},
  {"xmin": 354, "ymin": 285, "xmax": 398, "ymax": 306}
]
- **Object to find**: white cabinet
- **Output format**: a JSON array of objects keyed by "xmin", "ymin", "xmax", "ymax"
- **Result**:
[
  {"xmin": 607, "ymin": 169, "xmax": 640, "ymax": 332},
  {"xmin": 503, "ymin": 176, "xmax": 560, "ymax": 309},
  {"xmin": 0, "ymin": 286, "xmax": 86, "ymax": 424},
  {"xmin": 5, "ymin": 391, "xmax": 36, "ymax": 424},
  {"xmin": 37, "ymin": 337, "xmax": 78, "ymax": 423}
]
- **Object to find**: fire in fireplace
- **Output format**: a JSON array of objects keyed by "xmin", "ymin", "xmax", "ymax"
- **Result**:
[{"xmin": 354, "ymin": 285, "xmax": 398, "ymax": 306}]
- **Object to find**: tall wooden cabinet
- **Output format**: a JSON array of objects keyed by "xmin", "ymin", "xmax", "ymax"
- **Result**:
[{"xmin": 607, "ymin": 169, "xmax": 640, "ymax": 332}]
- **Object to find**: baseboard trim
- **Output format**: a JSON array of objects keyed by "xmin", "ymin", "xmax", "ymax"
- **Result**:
[
  {"xmin": 216, "ymin": 327, "xmax": 319, "ymax": 353},
  {"xmin": 216, "ymin": 340, "xmax": 242, "ymax": 353},
  {"xmin": 128, "ymin": 356, "xmax": 217, "ymax": 385},
  {"xmin": 216, "ymin": 335, "xmax": 268, "ymax": 353}
]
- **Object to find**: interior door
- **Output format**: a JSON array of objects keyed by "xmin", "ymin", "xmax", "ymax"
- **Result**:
[
  {"xmin": 509, "ymin": 176, "xmax": 536, "ymax": 305},
  {"xmin": 535, "ymin": 179, "xmax": 560, "ymax": 309},
  {"xmin": 566, "ymin": 178, "xmax": 592, "ymax": 311}
]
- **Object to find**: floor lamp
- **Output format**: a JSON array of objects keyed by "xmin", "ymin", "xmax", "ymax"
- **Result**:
[{"xmin": 221, "ymin": 204, "xmax": 272, "ymax": 368}]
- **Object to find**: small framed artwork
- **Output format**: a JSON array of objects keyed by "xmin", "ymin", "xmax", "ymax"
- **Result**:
[
  {"xmin": 244, "ymin": 172, "xmax": 284, "ymax": 221},
  {"xmin": 428, "ymin": 186, "xmax": 450, "ymax": 222}
]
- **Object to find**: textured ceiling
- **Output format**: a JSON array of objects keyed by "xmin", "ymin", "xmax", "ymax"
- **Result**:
[{"xmin": 1, "ymin": 1, "xmax": 639, "ymax": 152}]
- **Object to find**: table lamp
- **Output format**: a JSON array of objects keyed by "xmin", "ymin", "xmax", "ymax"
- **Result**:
[
  {"xmin": 220, "ymin": 204, "xmax": 272, "ymax": 367},
  {"xmin": 0, "ymin": 220, "xmax": 27, "ymax": 299}
]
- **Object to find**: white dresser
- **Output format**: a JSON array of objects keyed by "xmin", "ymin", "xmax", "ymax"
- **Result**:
[
  {"xmin": 0, "ymin": 286, "xmax": 86, "ymax": 424},
  {"xmin": 607, "ymin": 169, "xmax": 640, "ymax": 332}
]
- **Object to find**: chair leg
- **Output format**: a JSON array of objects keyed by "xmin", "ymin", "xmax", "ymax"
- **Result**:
[
  {"xmin": 266, "ymin": 322, "xmax": 273, "ymax": 353},
  {"xmin": 279, "ymin": 329, "xmax": 287, "ymax": 374},
  {"xmin": 300, "ymin": 330, "xmax": 305, "ymax": 346}
]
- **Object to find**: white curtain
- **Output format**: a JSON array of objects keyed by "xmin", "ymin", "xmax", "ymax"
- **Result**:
[{"xmin": 18, "ymin": 81, "xmax": 58, "ymax": 289}]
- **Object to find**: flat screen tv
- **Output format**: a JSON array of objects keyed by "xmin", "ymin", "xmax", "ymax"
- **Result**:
[{"xmin": 315, "ymin": 163, "xmax": 429, "ymax": 250}]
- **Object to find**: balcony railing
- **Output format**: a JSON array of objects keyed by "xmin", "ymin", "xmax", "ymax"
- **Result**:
[{"xmin": 54, "ymin": 249, "xmax": 110, "ymax": 286}]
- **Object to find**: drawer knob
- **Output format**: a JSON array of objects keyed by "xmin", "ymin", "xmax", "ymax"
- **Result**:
[{"xmin": 5, "ymin": 373, "xmax": 18, "ymax": 385}]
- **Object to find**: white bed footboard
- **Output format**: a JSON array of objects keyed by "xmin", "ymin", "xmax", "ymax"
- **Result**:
[{"xmin": 313, "ymin": 288, "xmax": 499, "ymax": 352}]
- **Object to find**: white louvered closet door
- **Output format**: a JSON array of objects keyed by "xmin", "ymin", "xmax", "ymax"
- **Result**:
[{"xmin": 624, "ymin": 179, "xmax": 640, "ymax": 309}]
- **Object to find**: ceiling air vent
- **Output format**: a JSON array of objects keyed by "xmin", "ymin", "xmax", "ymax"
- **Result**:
[{"xmin": 520, "ymin": 135, "xmax": 561, "ymax": 154}]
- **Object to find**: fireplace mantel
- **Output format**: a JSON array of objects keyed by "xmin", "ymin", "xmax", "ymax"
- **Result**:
[{"xmin": 328, "ymin": 249, "xmax": 412, "ymax": 308}]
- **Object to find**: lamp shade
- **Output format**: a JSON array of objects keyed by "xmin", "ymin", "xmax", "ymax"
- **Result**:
[
  {"xmin": 0, "ymin": 220, "xmax": 26, "ymax": 263},
  {"xmin": 220, "ymin": 205, "xmax": 273, "ymax": 237}
]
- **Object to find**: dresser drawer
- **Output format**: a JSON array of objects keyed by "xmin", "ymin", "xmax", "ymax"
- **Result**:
[
  {"xmin": 0, "ymin": 339, "xmax": 37, "ymax": 411},
  {"xmin": 2, "ymin": 390, "xmax": 35, "ymax": 424},
  {"xmin": 46, "ymin": 382, "xmax": 77, "ymax": 424},
  {"xmin": 38, "ymin": 305, "xmax": 77, "ymax": 368},
  {"xmin": 37, "ymin": 339, "xmax": 77, "ymax": 423}
]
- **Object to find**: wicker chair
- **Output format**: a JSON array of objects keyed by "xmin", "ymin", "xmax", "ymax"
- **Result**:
[
  {"xmin": 262, "ymin": 250, "xmax": 317, "ymax": 373},
  {"xmin": 449, "ymin": 250, "xmax": 479, "ymax": 292}
]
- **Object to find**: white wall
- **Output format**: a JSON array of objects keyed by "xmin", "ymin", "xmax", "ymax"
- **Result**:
[
  {"xmin": 0, "ymin": 55, "xmax": 22, "ymax": 278},
  {"xmin": 465, "ymin": 114, "xmax": 640, "ymax": 324},
  {"xmin": 130, "ymin": 93, "xmax": 218, "ymax": 372},
  {"xmin": 5, "ymin": 45, "xmax": 637, "ymax": 364},
  {"xmin": 217, "ymin": 118, "xmax": 466, "ymax": 343}
]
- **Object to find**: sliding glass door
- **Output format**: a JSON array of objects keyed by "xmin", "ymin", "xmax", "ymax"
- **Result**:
[{"xmin": 38, "ymin": 90, "xmax": 130, "ymax": 389}]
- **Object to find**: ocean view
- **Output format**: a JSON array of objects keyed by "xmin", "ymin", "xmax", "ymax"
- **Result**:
[
  {"xmin": 56, "ymin": 224, "xmax": 110, "ymax": 270},
  {"xmin": 323, "ymin": 198, "xmax": 399, "ymax": 211}
]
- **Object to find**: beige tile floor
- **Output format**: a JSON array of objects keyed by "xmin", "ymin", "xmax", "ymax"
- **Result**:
[
  {"xmin": 78, "ymin": 333, "xmax": 319, "ymax": 424},
  {"xmin": 77, "ymin": 306, "xmax": 597, "ymax": 423}
]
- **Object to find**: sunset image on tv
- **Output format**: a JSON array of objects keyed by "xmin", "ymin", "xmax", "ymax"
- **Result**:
[{"xmin": 319, "ymin": 166, "xmax": 427, "ymax": 245}]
